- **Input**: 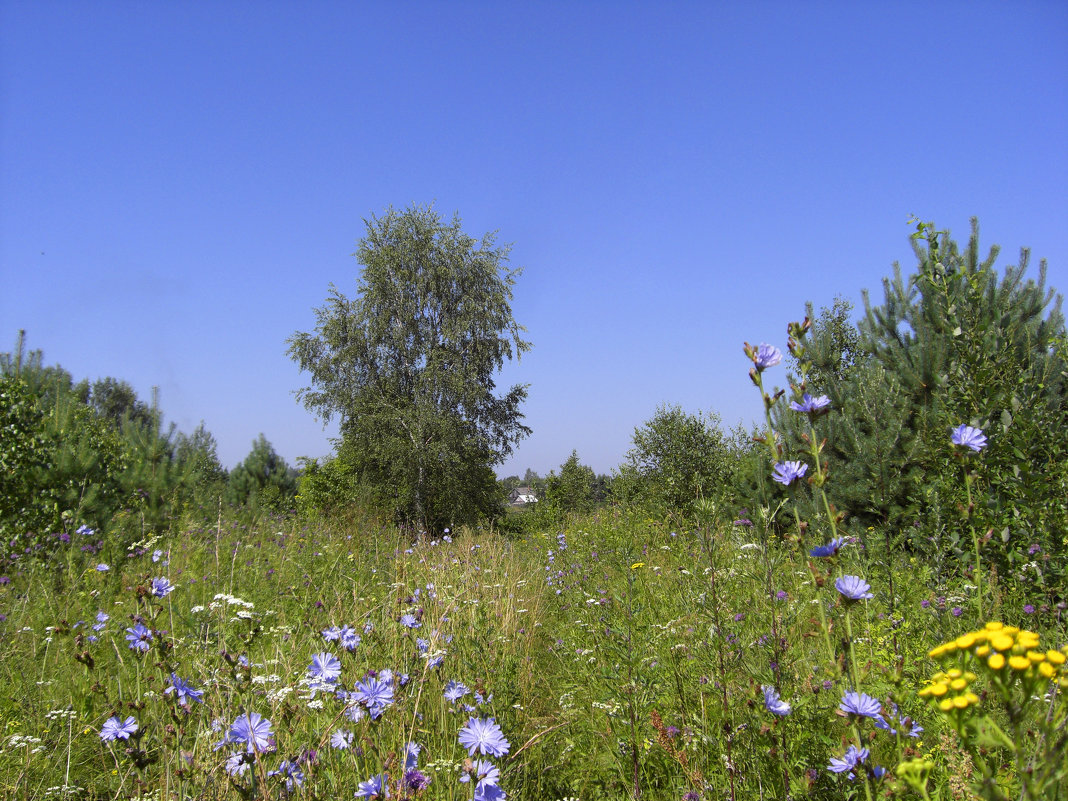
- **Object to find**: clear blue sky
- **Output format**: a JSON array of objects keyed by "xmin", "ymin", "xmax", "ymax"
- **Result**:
[{"xmin": 2, "ymin": 1, "xmax": 1066, "ymax": 477}]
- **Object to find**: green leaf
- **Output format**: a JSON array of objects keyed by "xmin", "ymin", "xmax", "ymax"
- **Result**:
[{"xmin": 970, "ymin": 716, "xmax": 1016, "ymax": 751}]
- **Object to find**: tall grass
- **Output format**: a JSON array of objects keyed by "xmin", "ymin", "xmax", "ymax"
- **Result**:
[{"xmin": 1, "ymin": 497, "xmax": 1063, "ymax": 799}]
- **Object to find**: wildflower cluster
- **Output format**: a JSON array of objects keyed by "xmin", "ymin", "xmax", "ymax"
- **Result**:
[
  {"xmin": 921, "ymin": 621, "xmax": 1068, "ymax": 797},
  {"xmin": 924, "ymin": 622, "xmax": 1068, "ymax": 700}
]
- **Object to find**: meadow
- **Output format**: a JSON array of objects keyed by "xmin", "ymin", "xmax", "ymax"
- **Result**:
[
  {"xmin": 3, "ymin": 229, "xmax": 1067, "ymax": 800},
  {"xmin": 1, "ymin": 479, "xmax": 1064, "ymax": 800}
]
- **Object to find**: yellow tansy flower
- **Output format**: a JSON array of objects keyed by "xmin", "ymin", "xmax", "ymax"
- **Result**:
[
  {"xmin": 1008, "ymin": 655, "xmax": 1031, "ymax": 671},
  {"xmin": 990, "ymin": 634, "xmax": 1015, "ymax": 652},
  {"xmin": 988, "ymin": 653, "xmax": 1006, "ymax": 670},
  {"xmin": 956, "ymin": 632, "xmax": 977, "ymax": 649}
]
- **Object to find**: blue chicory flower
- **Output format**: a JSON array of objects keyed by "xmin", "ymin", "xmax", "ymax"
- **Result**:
[
  {"xmin": 789, "ymin": 393, "xmax": 831, "ymax": 414},
  {"xmin": 268, "ymin": 759, "xmax": 305, "ymax": 790},
  {"xmin": 225, "ymin": 752, "xmax": 251, "ymax": 777},
  {"xmin": 124, "ymin": 623, "xmax": 153, "ymax": 652},
  {"xmin": 99, "ymin": 715, "xmax": 138, "ymax": 742},
  {"xmin": 873, "ymin": 703, "xmax": 923, "ymax": 737},
  {"xmin": 461, "ymin": 758, "xmax": 501, "ymax": 787},
  {"xmin": 151, "ymin": 577, "xmax": 175, "ymax": 598},
  {"xmin": 839, "ymin": 691, "xmax": 882, "ymax": 719},
  {"xmin": 355, "ymin": 773, "xmax": 389, "ymax": 798},
  {"xmin": 752, "ymin": 343, "xmax": 783, "ymax": 370},
  {"xmin": 809, "ymin": 537, "xmax": 849, "ymax": 558},
  {"xmin": 828, "ymin": 744, "xmax": 869, "ymax": 776},
  {"xmin": 354, "ymin": 677, "xmax": 394, "ymax": 719},
  {"xmin": 165, "ymin": 673, "xmax": 204, "ymax": 706},
  {"xmin": 458, "ymin": 717, "xmax": 510, "ymax": 758},
  {"xmin": 227, "ymin": 711, "xmax": 273, "ymax": 753},
  {"xmin": 308, "ymin": 652, "xmax": 342, "ymax": 684},
  {"xmin": 835, "ymin": 575, "xmax": 874, "ymax": 601},
  {"xmin": 772, "ymin": 461, "xmax": 808, "ymax": 486},
  {"xmin": 330, "ymin": 729, "xmax": 354, "ymax": 749},
  {"xmin": 951, "ymin": 424, "xmax": 987, "ymax": 452},
  {"xmin": 475, "ymin": 785, "xmax": 506, "ymax": 801},
  {"xmin": 444, "ymin": 680, "xmax": 470, "ymax": 703},
  {"xmin": 762, "ymin": 685, "xmax": 792, "ymax": 716}
]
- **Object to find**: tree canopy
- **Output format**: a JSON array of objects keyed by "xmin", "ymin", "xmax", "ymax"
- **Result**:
[{"xmin": 287, "ymin": 205, "xmax": 531, "ymax": 529}]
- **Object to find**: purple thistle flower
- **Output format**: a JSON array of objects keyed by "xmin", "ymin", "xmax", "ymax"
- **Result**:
[
  {"xmin": 405, "ymin": 769, "xmax": 430, "ymax": 791},
  {"xmin": 99, "ymin": 715, "xmax": 138, "ymax": 741},
  {"xmin": 124, "ymin": 623, "xmax": 153, "ymax": 652},
  {"xmin": 835, "ymin": 575, "xmax": 874, "ymax": 601},
  {"xmin": 951, "ymin": 606, "xmax": 963, "ymax": 617},
  {"xmin": 227, "ymin": 711, "xmax": 273, "ymax": 753},
  {"xmin": 762, "ymin": 685, "xmax": 792, "ymax": 716},
  {"xmin": 772, "ymin": 461, "xmax": 808, "ymax": 486},
  {"xmin": 165, "ymin": 673, "xmax": 204, "ymax": 706},
  {"xmin": 752, "ymin": 343, "xmax": 783, "ymax": 370},
  {"xmin": 839, "ymin": 691, "xmax": 882, "ymax": 719},
  {"xmin": 458, "ymin": 717, "xmax": 510, "ymax": 758},
  {"xmin": 1023, "ymin": 604, "xmax": 1035, "ymax": 615},
  {"xmin": 789, "ymin": 393, "xmax": 831, "ymax": 414},
  {"xmin": 951, "ymin": 424, "xmax": 987, "ymax": 452}
]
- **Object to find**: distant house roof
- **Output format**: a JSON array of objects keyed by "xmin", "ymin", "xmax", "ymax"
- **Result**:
[{"xmin": 508, "ymin": 486, "xmax": 538, "ymax": 505}]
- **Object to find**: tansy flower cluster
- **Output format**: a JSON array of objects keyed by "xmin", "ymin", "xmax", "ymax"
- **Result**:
[
  {"xmin": 922, "ymin": 621, "xmax": 1068, "ymax": 713},
  {"xmin": 917, "ymin": 667, "xmax": 980, "ymax": 712}
]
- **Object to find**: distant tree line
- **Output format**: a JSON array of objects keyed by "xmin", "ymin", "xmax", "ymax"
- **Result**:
[{"xmin": 0, "ymin": 335, "xmax": 297, "ymax": 555}]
